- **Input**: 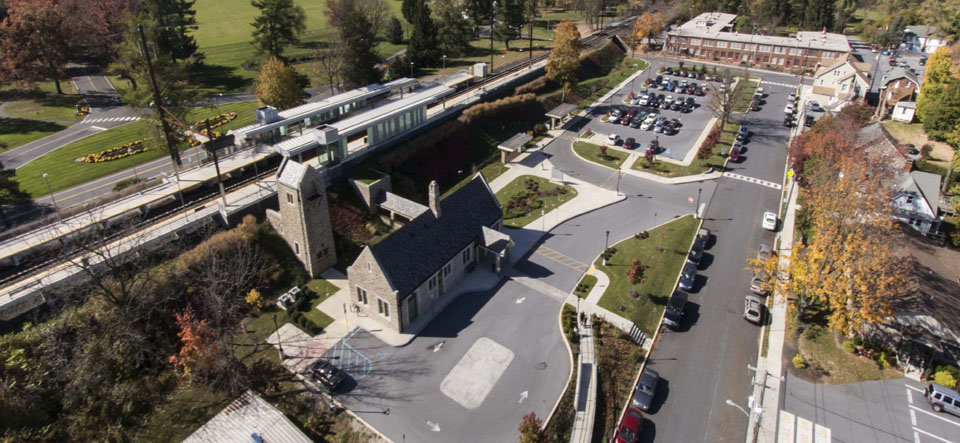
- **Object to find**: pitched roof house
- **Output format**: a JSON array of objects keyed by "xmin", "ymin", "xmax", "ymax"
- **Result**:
[
  {"xmin": 903, "ymin": 25, "xmax": 948, "ymax": 54},
  {"xmin": 812, "ymin": 54, "xmax": 871, "ymax": 103},
  {"xmin": 347, "ymin": 175, "xmax": 508, "ymax": 333},
  {"xmin": 876, "ymin": 68, "xmax": 920, "ymax": 120}
]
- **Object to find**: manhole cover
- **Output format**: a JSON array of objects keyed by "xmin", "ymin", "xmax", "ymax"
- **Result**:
[{"xmin": 535, "ymin": 362, "xmax": 547, "ymax": 370}]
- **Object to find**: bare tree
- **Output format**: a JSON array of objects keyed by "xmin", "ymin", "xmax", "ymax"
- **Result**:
[
  {"xmin": 313, "ymin": 41, "xmax": 344, "ymax": 95},
  {"xmin": 707, "ymin": 68, "xmax": 747, "ymax": 134}
]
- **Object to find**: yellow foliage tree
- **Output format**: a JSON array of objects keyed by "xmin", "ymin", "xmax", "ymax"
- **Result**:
[
  {"xmin": 253, "ymin": 56, "xmax": 305, "ymax": 111},
  {"xmin": 245, "ymin": 288, "xmax": 263, "ymax": 310},
  {"xmin": 916, "ymin": 47, "xmax": 954, "ymax": 123},
  {"xmin": 546, "ymin": 21, "xmax": 581, "ymax": 101},
  {"xmin": 633, "ymin": 12, "xmax": 664, "ymax": 50}
]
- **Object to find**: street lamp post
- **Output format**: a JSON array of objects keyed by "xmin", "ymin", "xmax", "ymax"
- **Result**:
[
  {"xmin": 696, "ymin": 188, "xmax": 702, "ymax": 218},
  {"xmin": 272, "ymin": 314, "xmax": 285, "ymax": 360},
  {"xmin": 631, "ymin": 63, "xmax": 638, "ymax": 94},
  {"xmin": 409, "ymin": 61, "xmax": 414, "ymax": 78},
  {"xmin": 42, "ymin": 173, "xmax": 59, "ymax": 219},
  {"xmin": 128, "ymin": 148, "xmax": 140, "ymax": 181},
  {"xmin": 442, "ymin": 54, "xmax": 447, "ymax": 70}
]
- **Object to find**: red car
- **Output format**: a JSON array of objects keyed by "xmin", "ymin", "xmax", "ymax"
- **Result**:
[
  {"xmin": 616, "ymin": 407, "xmax": 644, "ymax": 443},
  {"xmin": 729, "ymin": 145, "xmax": 741, "ymax": 162}
]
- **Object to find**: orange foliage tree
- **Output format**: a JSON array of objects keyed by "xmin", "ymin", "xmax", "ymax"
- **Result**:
[{"xmin": 169, "ymin": 305, "xmax": 219, "ymax": 377}]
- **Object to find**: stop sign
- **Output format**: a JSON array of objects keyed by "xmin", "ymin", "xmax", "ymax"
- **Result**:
[{"xmin": 688, "ymin": 196, "xmax": 694, "ymax": 204}]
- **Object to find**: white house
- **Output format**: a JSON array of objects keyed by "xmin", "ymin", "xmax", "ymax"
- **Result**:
[
  {"xmin": 892, "ymin": 101, "xmax": 917, "ymax": 122},
  {"xmin": 892, "ymin": 170, "xmax": 942, "ymax": 236},
  {"xmin": 903, "ymin": 26, "xmax": 948, "ymax": 54},
  {"xmin": 811, "ymin": 54, "xmax": 871, "ymax": 104}
]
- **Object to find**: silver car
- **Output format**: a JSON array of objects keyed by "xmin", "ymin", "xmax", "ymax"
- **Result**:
[{"xmin": 744, "ymin": 295, "xmax": 764, "ymax": 324}]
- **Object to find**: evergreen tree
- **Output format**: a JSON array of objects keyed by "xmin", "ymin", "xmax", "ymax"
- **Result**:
[
  {"xmin": 917, "ymin": 47, "xmax": 954, "ymax": 122},
  {"xmin": 406, "ymin": 0, "xmax": 439, "ymax": 67},
  {"xmin": 495, "ymin": 0, "xmax": 525, "ymax": 50},
  {"xmin": 250, "ymin": 0, "xmax": 306, "ymax": 59},
  {"xmin": 464, "ymin": 0, "xmax": 492, "ymax": 27},
  {"xmin": 401, "ymin": 0, "xmax": 417, "ymax": 23},
  {"xmin": 0, "ymin": 161, "xmax": 30, "ymax": 229},
  {"xmin": 386, "ymin": 16, "xmax": 404, "ymax": 44},
  {"xmin": 803, "ymin": 0, "xmax": 835, "ymax": 31},
  {"xmin": 387, "ymin": 55, "xmax": 409, "ymax": 80},
  {"xmin": 341, "ymin": 7, "xmax": 381, "ymax": 88},
  {"xmin": 433, "ymin": 0, "xmax": 472, "ymax": 57},
  {"xmin": 145, "ymin": 0, "xmax": 200, "ymax": 62}
]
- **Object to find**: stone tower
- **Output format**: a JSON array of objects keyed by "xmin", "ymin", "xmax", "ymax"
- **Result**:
[{"xmin": 266, "ymin": 158, "xmax": 337, "ymax": 278}]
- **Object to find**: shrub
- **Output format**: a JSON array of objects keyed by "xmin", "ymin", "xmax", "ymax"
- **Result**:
[
  {"xmin": 878, "ymin": 351, "xmax": 895, "ymax": 368},
  {"xmin": 632, "ymin": 348, "xmax": 644, "ymax": 363},
  {"xmin": 803, "ymin": 325, "xmax": 824, "ymax": 342},
  {"xmin": 935, "ymin": 371, "xmax": 957, "ymax": 389},
  {"xmin": 532, "ymin": 123, "xmax": 547, "ymax": 136},
  {"xmin": 626, "ymin": 257, "xmax": 647, "ymax": 285},
  {"xmin": 842, "ymin": 340, "xmax": 856, "ymax": 353},
  {"xmin": 599, "ymin": 145, "xmax": 608, "ymax": 158},
  {"xmin": 792, "ymin": 353, "xmax": 807, "ymax": 369},
  {"xmin": 112, "ymin": 177, "xmax": 143, "ymax": 192},
  {"xmin": 932, "ymin": 365, "xmax": 960, "ymax": 383},
  {"xmin": 516, "ymin": 76, "xmax": 552, "ymax": 95}
]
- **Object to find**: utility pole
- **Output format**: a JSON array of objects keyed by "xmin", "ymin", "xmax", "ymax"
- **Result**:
[
  {"xmin": 204, "ymin": 119, "xmax": 228, "ymax": 207},
  {"xmin": 490, "ymin": 0, "xmax": 496, "ymax": 71},
  {"xmin": 138, "ymin": 24, "xmax": 183, "ymax": 175}
]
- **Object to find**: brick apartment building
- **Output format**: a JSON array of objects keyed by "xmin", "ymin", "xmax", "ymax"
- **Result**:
[{"xmin": 665, "ymin": 12, "xmax": 850, "ymax": 73}]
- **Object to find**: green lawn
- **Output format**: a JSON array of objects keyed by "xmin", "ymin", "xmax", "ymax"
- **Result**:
[
  {"xmin": 573, "ymin": 273, "xmax": 597, "ymax": 298},
  {"xmin": 4, "ymin": 98, "xmax": 83, "ymax": 122},
  {"xmin": 573, "ymin": 141, "xmax": 628, "ymax": 169},
  {"xmin": 631, "ymin": 124, "xmax": 738, "ymax": 177},
  {"xmin": 734, "ymin": 78, "xmax": 760, "ymax": 113},
  {"xmin": 596, "ymin": 215, "xmax": 699, "ymax": 335},
  {"xmin": 496, "ymin": 175, "xmax": 577, "ymax": 228},
  {"xmin": 0, "ymin": 119, "xmax": 71, "ymax": 152},
  {"xmin": 15, "ymin": 101, "xmax": 259, "ymax": 197},
  {"xmin": 575, "ymin": 57, "xmax": 650, "ymax": 110}
]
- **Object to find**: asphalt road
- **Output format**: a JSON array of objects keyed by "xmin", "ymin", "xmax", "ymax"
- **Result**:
[
  {"xmin": 783, "ymin": 375, "xmax": 960, "ymax": 443},
  {"xmin": 332, "ymin": 279, "xmax": 570, "ymax": 443}
]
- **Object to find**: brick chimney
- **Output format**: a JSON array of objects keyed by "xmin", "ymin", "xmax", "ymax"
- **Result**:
[{"xmin": 428, "ymin": 180, "xmax": 441, "ymax": 218}]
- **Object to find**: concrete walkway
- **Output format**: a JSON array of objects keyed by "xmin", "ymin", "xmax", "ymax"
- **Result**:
[{"xmin": 570, "ymin": 311, "xmax": 596, "ymax": 443}]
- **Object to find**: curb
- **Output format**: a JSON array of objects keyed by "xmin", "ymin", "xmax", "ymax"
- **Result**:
[{"xmin": 544, "ymin": 300, "xmax": 579, "ymax": 431}]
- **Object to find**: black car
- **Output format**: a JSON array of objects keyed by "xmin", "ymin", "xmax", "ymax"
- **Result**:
[
  {"xmin": 624, "ymin": 137, "xmax": 637, "ymax": 149},
  {"xmin": 688, "ymin": 237, "xmax": 704, "ymax": 264},
  {"xmin": 655, "ymin": 75, "xmax": 663, "ymax": 84},
  {"xmin": 631, "ymin": 368, "xmax": 660, "ymax": 411},
  {"xmin": 664, "ymin": 67, "xmax": 673, "ymax": 75},
  {"xmin": 662, "ymin": 291, "xmax": 688, "ymax": 330},
  {"xmin": 671, "ymin": 102, "xmax": 682, "ymax": 111},
  {"xmin": 678, "ymin": 261, "xmax": 697, "ymax": 291},
  {"xmin": 804, "ymin": 115, "xmax": 815, "ymax": 127},
  {"xmin": 783, "ymin": 116, "xmax": 793, "ymax": 127},
  {"xmin": 307, "ymin": 359, "xmax": 346, "ymax": 391}
]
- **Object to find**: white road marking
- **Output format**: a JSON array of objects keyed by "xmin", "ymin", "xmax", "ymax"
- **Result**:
[
  {"xmin": 722, "ymin": 172, "xmax": 783, "ymax": 190},
  {"xmin": 779, "ymin": 410, "xmax": 796, "ymax": 443},
  {"xmin": 911, "ymin": 408, "xmax": 918, "ymax": 426},
  {"xmin": 91, "ymin": 126, "xmax": 107, "ymax": 131},
  {"xmin": 907, "ymin": 384, "xmax": 925, "ymax": 393},
  {"xmin": 516, "ymin": 297, "xmax": 526, "ymax": 304},
  {"xmin": 439, "ymin": 337, "xmax": 514, "ymax": 409},
  {"xmin": 913, "ymin": 426, "xmax": 952, "ymax": 443},
  {"xmin": 427, "ymin": 421, "xmax": 441, "ymax": 432},
  {"xmin": 914, "ymin": 430, "xmax": 921, "ymax": 443},
  {"xmin": 908, "ymin": 388, "xmax": 915, "ymax": 405},
  {"xmin": 519, "ymin": 390, "xmax": 528, "ymax": 403},
  {"xmin": 814, "ymin": 424, "xmax": 831, "ymax": 443},
  {"xmin": 909, "ymin": 405, "xmax": 960, "ymax": 428},
  {"xmin": 797, "ymin": 416, "xmax": 814, "ymax": 443},
  {"xmin": 760, "ymin": 81, "xmax": 799, "ymax": 88}
]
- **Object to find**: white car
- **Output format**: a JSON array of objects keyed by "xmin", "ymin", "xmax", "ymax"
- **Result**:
[
  {"xmin": 640, "ymin": 120, "xmax": 654, "ymax": 130},
  {"xmin": 762, "ymin": 211, "xmax": 778, "ymax": 231},
  {"xmin": 639, "ymin": 95, "xmax": 650, "ymax": 106},
  {"xmin": 608, "ymin": 133, "xmax": 620, "ymax": 144},
  {"xmin": 784, "ymin": 104, "xmax": 795, "ymax": 114},
  {"xmin": 756, "ymin": 87, "xmax": 764, "ymax": 96},
  {"xmin": 787, "ymin": 92, "xmax": 797, "ymax": 102}
]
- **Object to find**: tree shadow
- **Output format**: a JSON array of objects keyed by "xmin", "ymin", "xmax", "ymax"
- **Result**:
[
  {"xmin": 0, "ymin": 118, "xmax": 67, "ymax": 139},
  {"xmin": 190, "ymin": 64, "xmax": 253, "ymax": 93}
]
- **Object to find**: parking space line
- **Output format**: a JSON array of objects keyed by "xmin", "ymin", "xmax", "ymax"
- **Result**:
[
  {"xmin": 911, "ymin": 409, "xmax": 918, "ymax": 426},
  {"xmin": 907, "ymin": 384, "xmax": 925, "ymax": 393},
  {"xmin": 914, "ymin": 430, "xmax": 922, "ymax": 443},
  {"xmin": 909, "ymin": 405, "xmax": 960, "ymax": 428},
  {"xmin": 913, "ymin": 426, "xmax": 952, "ymax": 443},
  {"xmin": 908, "ymin": 388, "xmax": 914, "ymax": 405}
]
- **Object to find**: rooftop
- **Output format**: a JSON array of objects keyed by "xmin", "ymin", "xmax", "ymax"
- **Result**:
[
  {"xmin": 369, "ymin": 175, "xmax": 502, "ymax": 298},
  {"xmin": 670, "ymin": 13, "xmax": 850, "ymax": 53},
  {"xmin": 183, "ymin": 390, "xmax": 312, "ymax": 443},
  {"xmin": 882, "ymin": 67, "xmax": 920, "ymax": 87},
  {"xmin": 678, "ymin": 12, "xmax": 738, "ymax": 34},
  {"xmin": 497, "ymin": 133, "xmax": 533, "ymax": 153},
  {"xmin": 546, "ymin": 103, "xmax": 578, "ymax": 119}
]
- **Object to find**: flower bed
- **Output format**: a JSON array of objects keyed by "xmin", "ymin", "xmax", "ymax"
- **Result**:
[{"xmin": 82, "ymin": 139, "xmax": 151, "ymax": 163}]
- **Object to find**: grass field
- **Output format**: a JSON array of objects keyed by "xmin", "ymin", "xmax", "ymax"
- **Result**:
[
  {"xmin": 15, "ymin": 101, "xmax": 259, "ymax": 197},
  {"xmin": 0, "ymin": 119, "xmax": 71, "ymax": 152},
  {"xmin": 596, "ymin": 214, "xmax": 699, "ymax": 335},
  {"xmin": 0, "ymin": 81, "xmax": 82, "ymax": 151},
  {"xmin": 734, "ymin": 78, "xmax": 760, "ymax": 113},
  {"xmin": 496, "ymin": 175, "xmax": 577, "ymax": 228},
  {"xmin": 632, "ymin": 123, "xmax": 737, "ymax": 177},
  {"xmin": 573, "ymin": 273, "xmax": 597, "ymax": 298},
  {"xmin": 573, "ymin": 141, "xmax": 629, "ymax": 169},
  {"xmin": 882, "ymin": 120, "xmax": 956, "ymax": 169}
]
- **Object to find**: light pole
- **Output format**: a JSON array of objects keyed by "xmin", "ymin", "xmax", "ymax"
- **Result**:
[
  {"xmin": 442, "ymin": 54, "xmax": 447, "ymax": 70},
  {"xmin": 696, "ymin": 188, "xmax": 702, "ymax": 218},
  {"xmin": 409, "ymin": 61, "xmax": 414, "ymax": 78},
  {"xmin": 272, "ymin": 314, "xmax": 285, "ymax": 361},
  {"xmin": 631, "ymin": 63, "xmax": 638, "ymax": 94},
  {"xmin": 42, "ymin": 173, "xmax": 59, "ymax": 218},
  {"xmin": 215, "ymin": 93, "xmax": 223, "ymax": 117},
  {"xmin": 128, "ymin": 148, "xmax": 140, "ymax": 181},
  {"xmin": 605, "ymin": 230, "xmax": 610, "ymax": 250},
  {"xmin": 726, "ymin": 399, "xmax": 750, "ymax": 418}
]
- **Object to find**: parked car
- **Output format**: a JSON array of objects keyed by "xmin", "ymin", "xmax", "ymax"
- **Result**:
[
  {"xmin": 762, "ymin": 211, "xmax": 777, "ymax": 231},
  {"xmin": 750, "ymin": 100, "xmax": 760, "ymax": 111},
  {"xmin": 804, "ymin": 115, "xmax": 815, "ymax": 127},
  {"xmin": 629, "ymin": 117, "xmax": 642, "ymax": 128},
  {"xmin": 905, "ymin": 143, "xmax": 922, "ymax": 161},
  {"xmin": 639, "ymin": 95, "xmax": 650, "ymax": 106},
  {"xmin": 671, "ymin": 101, "xmax": 682, "ymax": 111},
  {"xmin": 666, "ymin": 83, "xmax": 676, "ymax": 91},
  {"xmin": 787, "ymin": 92, "xmax": 797, "ymax": 102},
  {"xmin": 658, "ymin": 83, "xmax": 668, "ymax": 91},
  {"xmin": 689, "ymin": 71, "xmax": 697, "ymax": 78},
  {"xmin": 809, "ymin": 101, "xmax": 823, "ymax": 112},
  {"xmin": 784, "ymin": 103, "xmax": 795, "ymax": 114},
  {"xmin": 307, "ymin": 359, "xmax": 346, "ymax": 391},
  {"xmin": 662, "ymin": 291, "xmax": 688, "ymax": 330},
  {"xmin": 920, "ymin": 56, "xmax": 927, "ymax": 65},
  {"xmin": 728, "ymin": 145, "xmax": 741, "ymax": 162},
  {"xmin": 641, "ymin": 120, "xmax": 654, "ymax": 131},
  {"xmin": 608, "ymin": 133, "xmax": 620, "ymax": 144},
  {"xmin": 664, "ymin": 67, "xmax": 673, "ymax": 75},
  {"xmin": 750, "ymin": 271, "xmax": 770, "ymax": 295},
  {"xmin": 678, "ymin": 261, "xmax": 697, "ymax": 291},
  {"xmin": 737, "ymin": 126, "xmax": 749, "ymax": 141},
  {"xmin": 757, "ymin": 244, "xmax": 774, "ymax": 261},
  {"xmin": 654, "ymin": 122, "xmax": 665, "ymax": 133},
  {"xmin": 924, "ymin": 383, "xmax": 960, "ymax": 417},
  {"xmin": 688, "ymin": 237, "xmax": 704, "ymax": 264},
  {"xmin": 615, "ymin": 407, "xmax": 644, "ymax": 443},
  {"xmin": 624, "ymin": 137, "xmax": 637, "ymax": 149},
  {"xmin": 744, "ymin": 295, "xmax": 764, "ymax": 325},
  {"xmin": 630, "ymin": 96, "xmax": 641, "ymax": 105},
  {"xmin": 631, "ymin": 368, "xmax": 660, "ymax": 411},
  {"xmin": 755, "ymin": 86, "xmax": 764, "ymax": 96},
  {"xmin": 639, "ymin": 87, "xmax": 649, "ymax": 95},
  {"xmin": 660, "ymin": 99, "xmax": 671, "ymax": 109},
  {"xmin": 783, "ymin": 116, "xmax": 793, "ymax": 127},
  {"xmin": 697, "ymin": 227, "xmax": 711, "ymax": 248},
  {"xmin": 655, "ymin": 75, "xmax": 663, "ymax": 84},
  {"xmin": 621, "ymin": 115, "xmax": 632, "ymax": 126}
]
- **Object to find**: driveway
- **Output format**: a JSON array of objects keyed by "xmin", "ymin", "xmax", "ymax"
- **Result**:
[
  {"xmin": 782, "ymin": 375, "xmax": 960, "ymax": 443},
  {"xmin": 331, "ymin": 279, "xmax": 570, "ymax": 443}
]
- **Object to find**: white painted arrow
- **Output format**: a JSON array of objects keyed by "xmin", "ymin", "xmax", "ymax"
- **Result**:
[
  {"xmin": 432, "ymin": 341, "xmax": 444, "ymax": 353},
  {"xmin": 519, "ymin": 391, "xmax": 529, "ymax": 403},
  {"xmin": 516, "ymin": 297, "xmax": 526, "ymax": 304},
  {"xmin": 427, "ymin": 421, "xmax": 441, "ymax": 432}
]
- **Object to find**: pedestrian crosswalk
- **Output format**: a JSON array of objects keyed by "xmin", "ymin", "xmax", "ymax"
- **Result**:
[
  {"xmin": 722, "ymin": 172, "xmax": 783, "ymax": 190},
  {"xmin": 760, "ymin": 80, "xmax": 799, "ymax": 89},
  {"xmin": 82, "ymin": 116, "xmax": 141, "ymax": 123},
  {"xmin": 779, "ymin": 410, "xmax": 831, "ymax": 443}
]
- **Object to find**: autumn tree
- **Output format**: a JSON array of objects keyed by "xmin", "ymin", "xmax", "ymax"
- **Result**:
[
  {"xmin": 0, "ymin": 0, "xmax": 71, "ymax": 94},
  {"xmin": 916, "ymin": 47, "xmax": 954, "ymax": 122},
  {"xmin": 433, "ymin": 0, "xmax": 473, "ymax": 58},
  {"xmin": 250, "ymin": 0, "xmax": 306, "ymax": 59},
  {"xmin": 633, "ymin": 12, "xmax": 665, "ymax": 50},
  {"xmin": 518, "ymin": 412, "xmax": 550, "ymax": 443},
  {"xmin": 254, "ymin": 56, "xmax": 305, "ymax": 110},
  {"xmin": 920, "ymin": 0, "xmax": 960, "ymax": 41},
  {"xmin": 169, "ymin": 305, "xmax": 219, "ymax": 377},
  {"xmin": 60, "ymin": 0, "xmax": 140, "ymax": 62},
  {"xmin": 707, "ymin": 68, "xmax": 745, "ymax": 133},
  {"xmin": 627, "ymin": 257, "xmax": 648, "ymax": 285},
  {"xmin": 339, "ymin": 6, "xmax": 381, "ymax": 88},
  {"xmin": 546, "ymin": 21, "xmax": 581, "ymax": 101}
]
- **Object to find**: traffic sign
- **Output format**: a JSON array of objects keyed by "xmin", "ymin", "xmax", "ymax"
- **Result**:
[
  {"xmin": 787, "ymin": 170, "xmax": 795, "ymax": 179},
  {"xmin": 688, "ymin": 196, "xmax": 694, "ymax": 204}
]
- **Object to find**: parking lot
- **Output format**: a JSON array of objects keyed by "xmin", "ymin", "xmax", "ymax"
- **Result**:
[
  {"xmin": 782, "ymin": 375, "xmax": 960, "ymax": 443},
  {"xmin": 584, "ymin": 70, "xmax": 722, "ymax": 162}
]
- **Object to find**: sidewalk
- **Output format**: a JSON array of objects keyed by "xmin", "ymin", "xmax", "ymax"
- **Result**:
[{"xmin": 751, "ymin": 179, "xmax": 798, "ymax": 443}]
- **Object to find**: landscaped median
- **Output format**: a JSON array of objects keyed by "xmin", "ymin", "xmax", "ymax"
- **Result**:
[
  {"xmin": 733, "ymin": 78, "xmax": 761, "ymax": 113},
  {"xmin": 495, "ymin": 175, "xmax": 577, "ymax": 228},
  {"xmin": 595, "ymin": 215, "xmax": 700, "ymax": 335},
  {"xmin": 631, "ymin": 122, "xmax": 739, "ymax": 177},
  {"xmin": 573, "ymin": 141, "xmax": 629, "ymax": 169}
]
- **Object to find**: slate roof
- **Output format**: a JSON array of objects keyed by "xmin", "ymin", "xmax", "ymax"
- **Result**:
[
  {"xmin": 184, "ymin": 390, "xmax": 312, "ymax": 443},
  {"xmin": 377, "ymin": 191, "xmax": 429, "ymax": 219},
  {"xmin": 498, "ymin": 133, "xmax": 533, "ymax": 152},
  {"xmin": 369, "ymin": 175, "xmax": 502, "ymax": 298},
  {"xmin": 883, "ymin": 67, "xmax": 920, "ymax": 87},
  {"xmin": 277, "ymin": 158, "xmax": 308, "ymax": 189},
  {"xmin": 910, "ymin": 170, "xmax": 942, "ymax": 214}
]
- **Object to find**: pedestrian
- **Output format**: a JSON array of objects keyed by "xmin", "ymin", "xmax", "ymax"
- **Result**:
[{"xmin": 579, "ymin": 311, "xmax": 586, "ymax": 326}]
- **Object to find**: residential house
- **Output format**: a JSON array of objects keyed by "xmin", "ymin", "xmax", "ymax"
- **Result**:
[
  {"xmin": 347, "ymin": 175, "xmax": 510, "ymax": 333},
  {"xmin": 876, "ymin": 68, "xmax": 920, "ymax": 120},
  {"xmin": 902, "ymin": 25, "xmax": 948, "ymax": 54},
  {"xmin": 665, "ymin": 12, "xmax": 850, "ymax": 73},
  {"xmin": 892, "ymin": 101, "xmax": 917, "ymax": 122},
  {"xmin": 811, "ymin": 54, "xmax": 871, "ymax": 104}
]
